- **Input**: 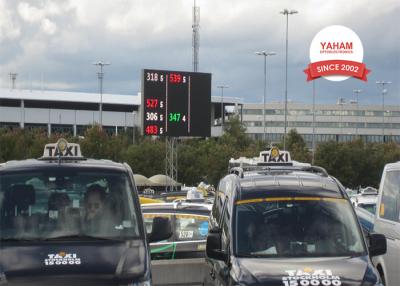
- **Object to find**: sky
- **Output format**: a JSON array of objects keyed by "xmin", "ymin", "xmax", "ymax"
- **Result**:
[{"xmin": 0, "ymin": 0, "xmax": 399, "ymax": 105}]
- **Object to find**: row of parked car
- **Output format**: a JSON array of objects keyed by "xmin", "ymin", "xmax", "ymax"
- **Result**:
[
  {"xmin": 2, "ymin": 139, "xmax": 396, "ymax": 285},
  {"xmin": 143, "ymin": 147, "xmax": 399, "ymax": 285}
]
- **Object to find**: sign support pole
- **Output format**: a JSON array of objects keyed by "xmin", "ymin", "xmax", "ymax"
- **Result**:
[{"xmin": 165, "ymin": 137, "xmax": 178, "ymax": 192}]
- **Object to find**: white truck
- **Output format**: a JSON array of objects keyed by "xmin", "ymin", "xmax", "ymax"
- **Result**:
[{"xmin": 371, "ymin": 161, "xmax": 400, "ymax": 286}]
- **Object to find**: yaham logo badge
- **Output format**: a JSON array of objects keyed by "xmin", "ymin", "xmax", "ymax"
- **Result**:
[{"xmin": 304, "ymin": 25, "xmax": 370, "ymax": 82}]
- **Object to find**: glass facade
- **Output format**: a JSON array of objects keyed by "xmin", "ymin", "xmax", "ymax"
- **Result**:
[
  {"xmin": 241, "ymin": 104, "xmax": 400, "ymax": 145},
  {"xmin": 247, "ymin": 133, "xmax": 400, "ymax": 145},
  {"xmin": 0, "ymin": 122, "xmax": 19, "ymax": 129},
  {"xmin": 243, "ymin": 121, "xmax": 395, "ymax": 129},
  {"xmin": 242, "ymin": 108, "xmax": 400, "ymax": 117}
]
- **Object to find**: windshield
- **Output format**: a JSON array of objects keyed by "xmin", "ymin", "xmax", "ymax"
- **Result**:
[
  {"xmin": 0, "ymin": 169, "xmax": 139, "ymax": 240},
  {"xmin": 235, "ymin": 197, "xmax": 365, "ymax": 258},
  {"xmin": 358, "ymin": 203, "xmax": 376, "ymax": 214}
]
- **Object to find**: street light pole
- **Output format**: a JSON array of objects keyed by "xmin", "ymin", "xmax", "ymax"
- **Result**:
[
  {"xmin": 376, "ymin": 81, "xmax": 391, "ymax": 143},
  {"xmin": 93, "ymin": 61, "xmax": 111, "ymax": 128},
  {"xmin": 255, "ymin": 51, "xmax": 276, "ymax": 142},
  {"xmin": 280, "ymin": 8, "xmax": 298, "ymax": 150},
  {"xmin": 337, "ymin": 97, "xmax": 346, "ymax": 141},
  {"xmin": 217, "ymin": 85, "xmax": 229, "ymax": 132},
  {"xmin": 9, "ymin": 73, "xmax": 17, "ymax": 90},
  {"xmin": 353, "ymin": 89, "xmax": 362, "ymax": 137},
  {"xmin": 312, "ymin": 80, "xmax": 316, "ymax": 165}
]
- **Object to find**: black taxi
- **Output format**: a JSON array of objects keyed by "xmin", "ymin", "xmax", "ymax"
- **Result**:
[
  {"xmin": 205, "ymin": 148, "xmax": 387, "ymax": 286},
  {"xmin": 142, "ymin": 201, "xmax": 211, "ymax": 260},
  {"xmin": 0, "ymin": 139, "xmax": 171, "ymax": 286}
]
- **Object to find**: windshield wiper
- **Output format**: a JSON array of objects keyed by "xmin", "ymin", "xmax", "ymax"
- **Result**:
[
  {"xmin": 236, "ymin": 252, "xmax": 266, "ymax": 258},
  {"xmin": 43, "ymin": 234, "xmax": 123, "ymax": 241},
  {"xmin": 0, "ymin": 237, "xmax": 39, "ymax": 242}
]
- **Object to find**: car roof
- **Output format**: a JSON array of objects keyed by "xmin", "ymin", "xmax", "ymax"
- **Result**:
[
  {"xmin": 384, "ymin": 161, "xmax": 400, "ymax": 171},
  {"xmin": 141, "ymin": 202, "xmax": 212, "ymax": 212},
  {"xmin": 232, "ymin": 168, "xmax": 344, "ymax": 201},
  {"xmin": 0, "ymin": 158, "xmax": 128, "ymax": 173}
]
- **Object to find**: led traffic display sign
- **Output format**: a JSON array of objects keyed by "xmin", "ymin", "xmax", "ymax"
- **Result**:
[{"xmin": 141, "ymin": 69, "xmax": 211, "ymax": 137}]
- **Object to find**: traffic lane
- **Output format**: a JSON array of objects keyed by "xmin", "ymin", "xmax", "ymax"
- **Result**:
[{"xmin": 151, "ymin": 258, "xmax": 207, "ymax": 286}]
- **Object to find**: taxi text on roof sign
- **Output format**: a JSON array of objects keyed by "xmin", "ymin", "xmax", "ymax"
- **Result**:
[
  {"xmin": 43, "ymin": 139, "xmax": 82, "ymax": 158},
  {"xmin": 259, "ymin": 148, "xmax": 291, "ymax": 164}
]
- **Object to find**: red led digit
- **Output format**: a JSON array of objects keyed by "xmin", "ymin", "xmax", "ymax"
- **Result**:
[
  {"xmin": 146, "ymin": 99, "xmax": 158, "ymax": 108},
  {"xmin": 169, "ymin": 73, "xmax": 182, "ymax": 83},
  {"xmin": 145, "ymin": 125, "xmax": 158, "ymax": 135}
]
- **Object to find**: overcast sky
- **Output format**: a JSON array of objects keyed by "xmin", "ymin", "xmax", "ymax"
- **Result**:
[{"xmin": 0, "ymin": 0, "xmax": 399, "ymax": 105}]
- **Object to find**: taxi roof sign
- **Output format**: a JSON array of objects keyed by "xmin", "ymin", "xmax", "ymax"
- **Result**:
[
  {"xmin": 258, "ymin": 148, "xmax": 292, "ymax": 165},
  {"xmin": 229, "ymin": 147, "xmax": 293, "ymax": 167},
  {"xmin": 42, "ymin": 139, "xmax": 83, "ymax": 159}
]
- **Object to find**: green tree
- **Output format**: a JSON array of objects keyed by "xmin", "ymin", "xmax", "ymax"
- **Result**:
[
  {"xmin": 315, "ymin": 140, "xmax": 400, "ymax": 188},
  {"xmin": 124, "ymin": 138, "xmax": 165, "ymax": 177},
  {"xmin": 221, "ymin": 115, "xmax": 251, "ymax": 151},
  {"xmin": 79, "ymin": 125, "xmax": 110, "ymax": 159},
  {"xmin": 284, "ymin": 129, "xmax": 311, "ymax": 163}
]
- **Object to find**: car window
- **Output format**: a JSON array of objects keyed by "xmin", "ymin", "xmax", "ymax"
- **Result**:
[
  {"xmin": 0, "ymin": 169, "xmax": 139, "ymax": 240},
  {"xmin": 235, "ymin": 197, "xmax": 365, "ymax": 258},
  {"xmin": 379, "ymin": 170, "xmax": 400, "ymax": 222},
  {"xmin": 175, "ymin": 214, "xmax": 209, "ymax": 241},
  {"xmin": 211, "ymin": 180, "xmax": 226, "ymax": 225},
  {"xmin": 358, "ymin": 203, "xmax": 376, "ymax": 214},
  {"xmin": 143, "ymin": 213, "xmax": 173, "ymax": 242}
]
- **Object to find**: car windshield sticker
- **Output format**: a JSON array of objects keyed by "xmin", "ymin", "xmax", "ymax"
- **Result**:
[
  {"xmin": 282, "ymin": 268, "xmax": 341, "ymax": 286},
  {"xmin": 72, "ymin": 199, "xmax": 80, "ymax": 208},
  {"xmin": 199, "ymin": 221, "xmax": 209, "ymax": 236},
  {"xmin": 178, "ymin": 230, "xmax": 194, "ymax": 239},
  {"xmin": 48, "ymin": 210, "xmax": 59, "ymax": 219},
  {"xmin": 44, "ymin": 252, "xmax": 81, "ymax": 266}
]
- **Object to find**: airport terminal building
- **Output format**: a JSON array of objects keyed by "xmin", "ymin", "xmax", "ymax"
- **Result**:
[
  {"xmin": 0, "ymin": 88, "xmax": 242, "ymax": 137},
  {"xmin": 1, "ymin": 88, "xmax": 399, "ymax": 146},
  {"xmin": 242, "ymin": 102, "xmax": 400, "ymax": 145}
]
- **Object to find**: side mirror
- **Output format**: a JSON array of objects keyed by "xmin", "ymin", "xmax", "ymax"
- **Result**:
[
  {"xmin": 368, "ymin": 233, "xmax": 387, "ymax": 257},
  {"xmin": 206, "ymin": 227, "xmax": 227, "ymax": 261},
  {"xmin": 147, "ymin": 216, "xmax": 173, "ymax": 243}
]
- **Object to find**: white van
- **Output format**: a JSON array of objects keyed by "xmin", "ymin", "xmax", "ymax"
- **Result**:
[{"xmin": 373, "ymin": 161, "xmax": 400, "ymax": 286}]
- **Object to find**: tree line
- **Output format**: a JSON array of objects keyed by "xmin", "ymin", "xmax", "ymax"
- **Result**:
[{"xmin": 1, "ymin": 118, "xmax": 399, "ymax": 189}]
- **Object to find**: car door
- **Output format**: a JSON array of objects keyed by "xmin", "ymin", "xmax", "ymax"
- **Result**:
[
  {"xmin": 214, "ymin": 181, "xmax": 235, "ymax": 286},
  {"xmin": 143, "ymin": 212, "xmax": 176, "ymax": 259},
  {"xmin": 211, "ymin": 199, "xmax": 230, "ymax": 286},
  {"xmin": 374, "ymin": 169, "xmax": 400, "ymax": 286},
  {"xmin": 173, "ymin": 213, "xmax": 209, "ymax": 258}
]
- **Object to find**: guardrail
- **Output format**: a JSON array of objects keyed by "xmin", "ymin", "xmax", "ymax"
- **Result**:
[{"xmin": 151, "ymin": 258, "xmax": 207, "ymax": 286}]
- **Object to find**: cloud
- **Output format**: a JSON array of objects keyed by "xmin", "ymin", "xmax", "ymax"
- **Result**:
[
  {"xmin": 18, "ymin": 2, "xmax": 45, "ymax": 23},
  {"xmin": 0, "ymin": 0, "xmax": 21, "ymax": 41},
  {"xmin": 0, "ymin": 0, "xmax": 398, "ymax": 104},
  {"xmin": 41, "ymin": 18, "xmax": 57, "ymax": 35}
]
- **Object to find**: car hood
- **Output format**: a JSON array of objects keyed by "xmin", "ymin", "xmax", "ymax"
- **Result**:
[
  {"xmin": 0, "ymin": 239, "xmax": 148, "ymax": 285},
  {"xmin": 231, "ymin": 255, "xmax": 378, "ymax": 286}
]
